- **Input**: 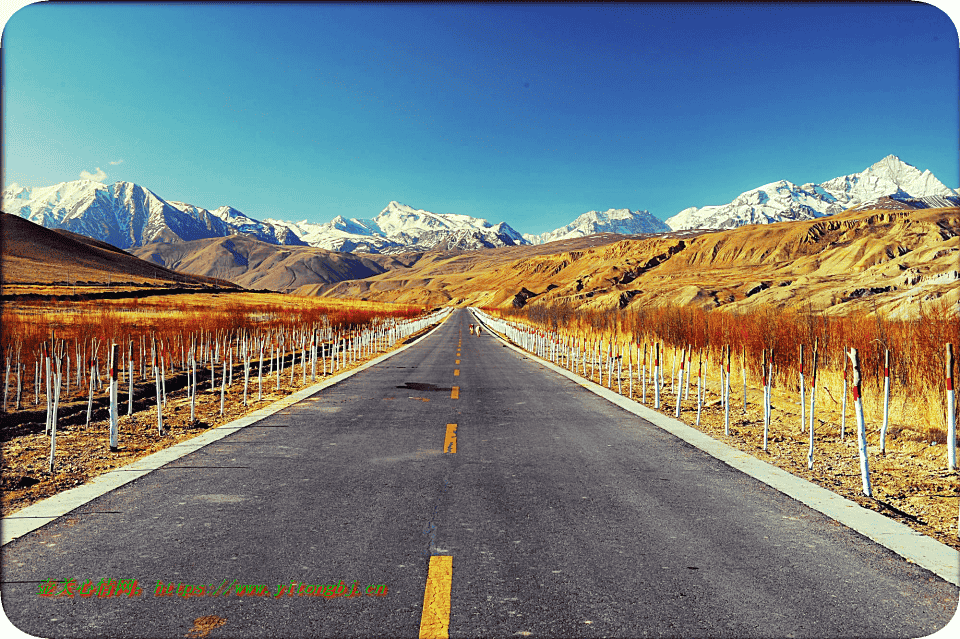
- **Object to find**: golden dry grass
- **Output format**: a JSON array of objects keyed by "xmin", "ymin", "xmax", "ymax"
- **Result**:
[{"xmin": 0, "ymin": 297, "xmax": 436, "ymax": 516}]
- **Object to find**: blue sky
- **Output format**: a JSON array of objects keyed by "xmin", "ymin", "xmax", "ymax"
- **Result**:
[{"xmin": 2, "ymin": 2, "xmax": 958, "ymax": 234}]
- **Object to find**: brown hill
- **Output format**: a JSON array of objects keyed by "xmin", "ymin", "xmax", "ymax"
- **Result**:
[
  {"xmin": 0, "ymin": 213, "xmax": 232, "ymax": 291},
  {"xmin": 300, "ymin": 232, "xmax": 674, "ymax": 307},
  {"xmin": 314, "ymin": 208, "xmax": 960, "ymax": 319},
  {"xmin": 129, "ymin": 234, "xmax": 416, "ymax": 293}
]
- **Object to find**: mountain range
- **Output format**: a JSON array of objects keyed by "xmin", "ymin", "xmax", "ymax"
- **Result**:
[
  {"xmin": 262, "ymin": 201, "xmax": 530, "ymax": 254},
  {"xmin": 522, "ymin": 208, "xmax": 668, "ymax": 244},
  {"xmin": 2, "ymin": 155, "xmax": 955, "ymax": 256},
  {"xmin": 664, "ymin": 155, "xmax": 958, "ymax": 230}
]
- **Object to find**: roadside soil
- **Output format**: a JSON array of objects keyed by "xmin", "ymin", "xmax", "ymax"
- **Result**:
[{"xmin": 1, "ymin": 327, "xmax": 435, "ymax": 518}]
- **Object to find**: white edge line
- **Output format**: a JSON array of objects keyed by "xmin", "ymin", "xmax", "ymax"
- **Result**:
[
  {"xmin": 1, "ymin": 316, "xmax": 449, "ymax": 546},
  {"xmin": 473, "ymin": 312, "xmax": 960, "ymax": 587}
]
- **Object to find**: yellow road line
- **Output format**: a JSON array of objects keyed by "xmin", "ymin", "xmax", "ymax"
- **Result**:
[
  {"xmin": 454, "ymin": 369, "xmax": 460, "ymax": 376},
  {"xmin": 419, "ymin": 555, "xmax": 453, "ymax": 639},
  {"xmin": 451, "ymin": 386, "xmax": 459, "ymax": 399},
  {"xmin": 455, "ymin": 359, "xmax": 460, "ymax": 364},
  {"xmin": 443, "ymin": 423, "xmax": 457, "ymax": 453}
]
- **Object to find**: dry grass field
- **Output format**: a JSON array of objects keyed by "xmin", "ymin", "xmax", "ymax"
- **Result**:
[{"xmin": 0, "ymin": 291, "xmax": 431, "ymax": 516}]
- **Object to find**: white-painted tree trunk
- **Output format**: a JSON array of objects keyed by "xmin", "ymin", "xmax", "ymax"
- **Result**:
[
  {"xmin": 880, "ymin": 349, "xmax": 891, "ymax": 455},
  {"xmin": 807, "ymin": 349, "xmax": 818, "ymax": 470},
  {"xmin": 675, "ymin": 346, "xmax": 685, "ymax": 418},
  {"xmin": 946, "ymin": 343, "xmax": 955, "ymax": 471},
  {"xmin": 848, "ymin": 348, "xmax": 871, "ymax": 496},
  {"xmin": 109, "ymin": 344, "xmax": 119, "ymax": 450},
  {"xmin": 654, "ymin": 343, "xmax": 661, "ymax": 409},
  {"xmin": 799, "ymin": 344, "xmax": 806, "ymax": 434},
  {"xmin": 49, "ymin": 358, "xmax": 61, "ymax": 472},
  {"xmin": 724, "ymin": 346, "xmax": 731, "ymax": 436}
]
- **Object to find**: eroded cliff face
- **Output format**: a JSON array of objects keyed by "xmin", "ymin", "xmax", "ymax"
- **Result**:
[{"xmin": 314, "ymin": 208, "xmax": 959, "ymax": 319}]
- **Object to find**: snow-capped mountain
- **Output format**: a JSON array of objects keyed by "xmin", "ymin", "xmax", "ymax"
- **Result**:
[
  {"xmin": 1, "ymin": 181, "xmax": 528, "ymax": 255},
  {"xmin": 1, "ymin": 180, "xmax": 237, "ymax": 249},
  {"xmin": 265, "ymin": 201, "xmax": 529, "ymax": 254},
  {"xmin": 664, "ymin": 155, "xmax": 957, "ymax": 231},
  {"xmin": 5, "ymin": 154, "xmax": 955, "ymax": 256},
  {"xmin": 168, "ymin": 202, "xmax": 307, "ymax": 246},
  {"xmin": 523, "ymin": 208, "xmax": 669, "ymax": 245}
]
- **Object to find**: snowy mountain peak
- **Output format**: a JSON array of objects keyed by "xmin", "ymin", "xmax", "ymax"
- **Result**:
[
  {"xmin": 5, "ymin": 155, "xmax": 954, "ymax": 255},
  {"xmin": 524, "ymin": 208, "xmax": 669, "ymax": 245},
  {"xmin": 665, "ymin": 156, "xmax": 956, "ymax": 231},
  {"xmin": 278, "ymin": 202, "xmax": 529, "ymax": 254}
]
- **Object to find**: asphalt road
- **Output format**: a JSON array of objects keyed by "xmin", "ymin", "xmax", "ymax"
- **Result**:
[{"xmin": 2, "ymin": 307, "xmax": 957, "ymax": 638}]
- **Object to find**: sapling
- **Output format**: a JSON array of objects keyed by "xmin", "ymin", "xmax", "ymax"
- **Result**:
[
  {"xmin": 154, "ymin": 350, "xmax": 163, "ymax": 436},
  {"xmin": 4, "ymin": 348, "xmax": 10, "ymax": 413},
  {"xmin": 641, "ymin": 343, "xmax": 647, "ymax": 403},
  {"xmin": 44, "ymin": 342, "xmax": 52, "ymax": 435},
  {"xmin": 724, "ymin": 345, "xmax": 731, "ymax": 436},
  {"xmin": 616, "ymin": 343, "xmax": 622, "ymax": 394},
  {"xmin": 190, "ymin": 345, "xmax": 196, "ymax": 423},
  {"xmin": 258, "ymin": 339, "xmax": 265, "ymax": 401},
  {"xmin": 127, "ymin": 340, "xmax": 134, "ymax": 416},
  {"xmin": 110, "ymin": 343, "xmax": 119, "ymax": 450},
  {"xmin": 807, "ymin": 344, "xmax": 818, "ymax": 470},
  {"xmin": 848, "ymin": 348, "xmax": 871, "ymax": 496},
  {"xmin": 654, "ymin": 342, "xmax": 661, "ymax": 409},
  {"xmin": 86, "ymin": 355, "xmax": 95, "ymax": 428},
  {"xmin": 670, "ymin": 348, "xmax": 677, "ymax": 397},
  {"xmin": 879, "ymin": 349, "xmax": 891, "ymax": 455},
  {"xmin": 696, "ymin": 349, "xmax": 703, "ymax": 427},
  {"xmin": 947, "ymin": 343, "xmax": 956, "ymax": 471},
  {"xmin": 840, "ymin": 361, "xmax": 847, "ymax": 441},
  {"xmin": 220, "ymin": 356, "xmax": 227, "ymax": 416},
  {"xmin": 48, "ymin": 356, "xmax": 61, "ymax": 473},
  {"xmin": 799, "ymin": 344, "xmax": 806, "ymax": 434},
  {"xmin": 740, "ymin": 346, "xmax": 747, "ymax": 415},
  {"xmin": 675, "ymin": 346, "xmax": 685, "ymax": 417}
]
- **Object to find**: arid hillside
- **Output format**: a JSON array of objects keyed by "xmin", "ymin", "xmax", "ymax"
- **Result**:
[
  {"xmin": 128, "ymin": 234, "xmax": 418, "ymax": 293},
  {"xmin": 303, "ymin": 232, "xmax": 689, "ymax": 307},
  {"xmin": 317, "ymin": 207, "xmax": 960, "ymax": 318},
  {"xmin": 0, "ymin": 212, "xmax": 233, "ymax": 293}
]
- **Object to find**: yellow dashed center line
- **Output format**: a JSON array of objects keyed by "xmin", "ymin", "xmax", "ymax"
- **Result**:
[
  {"xmin": 419, "ymin": 555, "xmax": 453, "ymax": 639},
  {"xmin": 443, "ymin": 423, "xmax": 457, "ymax": 453},
  {"xmin": 455, "ymin": 359, "xmax": 460, "ymax": 365},
  {"xmin": 453, "ymin": 369, "xmax": 460, "ymax": 376},
  {"xmin": 451, "ymin": 386, "xmax": 459, "ymax": 399}
]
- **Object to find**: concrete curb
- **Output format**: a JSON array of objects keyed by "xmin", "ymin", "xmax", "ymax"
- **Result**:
[
  {"xmin": 2, "ymin": 317, "xmax": 449, "ymax": 546},
  {"xmin": 473, "ymin": 312, "xmax": 960, "ymax": 587}
]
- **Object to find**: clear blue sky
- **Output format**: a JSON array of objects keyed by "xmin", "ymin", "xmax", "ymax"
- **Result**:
[{"xmin": 3, "ymin": 2, "xmax": 958, "ymax": 234}]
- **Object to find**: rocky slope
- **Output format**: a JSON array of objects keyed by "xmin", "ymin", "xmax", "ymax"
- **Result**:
[{"xmin": 317, "ymin": 206, "xmax": 960, "ymax": 320}]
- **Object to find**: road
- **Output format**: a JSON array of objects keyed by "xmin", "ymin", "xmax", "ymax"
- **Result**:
[{"xmin": 2, "ymin": 307, "xmax": 957, "ymax": 638}]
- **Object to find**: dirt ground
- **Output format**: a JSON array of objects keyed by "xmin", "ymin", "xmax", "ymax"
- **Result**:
[{"xmin": 3, "ymin": 321, "xmax": 958, "ymax": 555}]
